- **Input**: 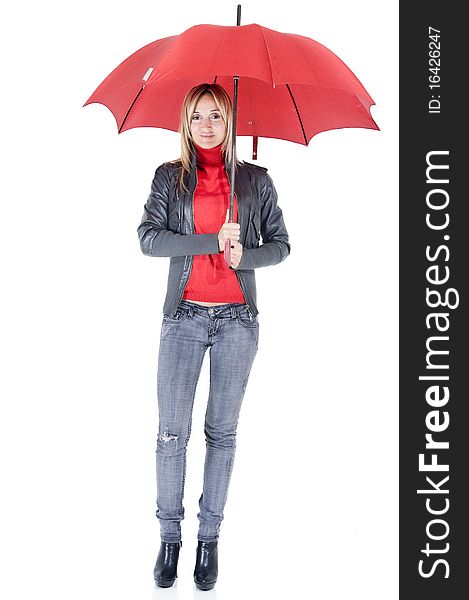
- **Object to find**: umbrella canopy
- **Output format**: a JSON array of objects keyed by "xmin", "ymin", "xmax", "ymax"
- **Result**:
[{"xmin": 84, "ymin": 23, "xmax": 379, "ymax": 143}]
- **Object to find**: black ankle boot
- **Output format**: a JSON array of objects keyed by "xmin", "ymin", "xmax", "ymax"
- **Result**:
[
  {"xmin": 193, "ymin": 540, "xmax": 218, "ymax": 591},
  {"xmin": 153, "ymin": 540, "xmax": 182, "ymax": 588}
]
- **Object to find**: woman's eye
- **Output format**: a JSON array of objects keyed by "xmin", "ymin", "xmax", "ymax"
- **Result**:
[{"xmin": 191, "ymin": 113, "xmax": 221, "ymax": 121}]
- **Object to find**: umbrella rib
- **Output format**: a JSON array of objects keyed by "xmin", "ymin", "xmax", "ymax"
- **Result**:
[
  {"xmin": 259, "ymin": 26, "xmax": 275, "ymax": 86},
  {"xmin": 285, "ymin": 84, "xmax": 307, "ymax": 145},
  {"xmin": 119, "ymin": 85, "xmax": 145, "ymax": 133}
]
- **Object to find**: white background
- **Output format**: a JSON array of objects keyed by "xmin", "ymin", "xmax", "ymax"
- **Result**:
[{"xmin": 1, "ymin": 1, "xmax": 398, "ymax": 599}]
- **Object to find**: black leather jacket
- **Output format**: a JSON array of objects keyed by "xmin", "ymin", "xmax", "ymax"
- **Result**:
[{"xmin": 137, "ymin": 149, "xmax": 290, "ymax": 317}]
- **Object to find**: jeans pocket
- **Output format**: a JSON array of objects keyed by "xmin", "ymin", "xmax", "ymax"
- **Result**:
[
  {"xmin": 162, "ymin": 308, "xmax": 188, "ymax": 324},
  {"xmin": 235, "ymin": 307, "xmax": 259, "ymax": 328}
]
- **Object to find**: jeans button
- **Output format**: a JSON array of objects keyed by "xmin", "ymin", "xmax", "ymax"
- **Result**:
[{"xmin": 208, "ymin": 308, "xmax": 214, "ymax": 316}]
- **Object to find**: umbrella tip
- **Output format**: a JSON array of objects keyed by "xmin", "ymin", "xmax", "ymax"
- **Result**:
[{"xmin": 236, "ymin": 4, "xmax": 241, "ymax": 26}]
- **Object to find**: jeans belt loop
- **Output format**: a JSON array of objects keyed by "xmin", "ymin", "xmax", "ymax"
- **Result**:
[
  {"xmin": 187, "ymin": 303, "xmax": 194, "ymax": 318},
  {"xmin": 230, "ymin": 305, "xmax": 237, "ymax": 319}
]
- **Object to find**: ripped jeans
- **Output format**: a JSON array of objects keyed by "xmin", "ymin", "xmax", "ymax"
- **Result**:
[{"xmin": 155, "ymin": 299, "xmax": 259, "ymax": 543}]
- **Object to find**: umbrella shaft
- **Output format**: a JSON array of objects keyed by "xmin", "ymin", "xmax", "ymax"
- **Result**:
[
  {"xmin": 229, "ymin": 3, "xmax": 241, "ymax": 222},
  {"xmin": 229, "ymin": 75, "xmax": 239, "ymax": 221}
]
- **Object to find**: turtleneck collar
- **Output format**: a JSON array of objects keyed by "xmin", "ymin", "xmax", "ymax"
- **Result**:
[{"xmin": 194, "ymin": 142, "xmax": 224, "ymax": 166}]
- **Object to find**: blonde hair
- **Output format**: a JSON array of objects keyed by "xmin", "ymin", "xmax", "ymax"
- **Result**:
[{"xmin": 176, "ymin": 83, "xmax": 239, "ymax": 191}]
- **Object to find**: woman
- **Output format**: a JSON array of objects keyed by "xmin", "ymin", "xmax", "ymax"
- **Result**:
[{"xmin": 137, "ymin": 83, "xmax": 290, "ymax": 590}]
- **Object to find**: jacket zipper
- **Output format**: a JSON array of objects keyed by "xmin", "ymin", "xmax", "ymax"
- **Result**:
[
  {"xmin": 225, "ymin": 166, "xmax": 253, "ymax": 316},
  {"xmin": 174, "ymin": 170, "xmax": 197, "ymax": 312},
  {"xmin": 236, "ymin": 271, "xmax": 253, "ymax": 317},
  {"xmin": 229, "ymin": 186, "xmax": 250, "ymax": 306}
]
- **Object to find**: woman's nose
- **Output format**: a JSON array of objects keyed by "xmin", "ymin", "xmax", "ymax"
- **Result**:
[{"xmin": 200, "ymin": 117, "xmax": 212, "ymax": 128}]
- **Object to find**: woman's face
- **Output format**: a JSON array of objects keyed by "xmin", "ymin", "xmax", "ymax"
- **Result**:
[{"xmin": 190, "ymin": 94, "xmax": 226, "ymax": 149}]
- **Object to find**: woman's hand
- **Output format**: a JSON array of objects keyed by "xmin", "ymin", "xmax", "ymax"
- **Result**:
[
  {"xmin": 229, "ymin": 240, "xmax": 243, "ymax": 269},
  {"xmin": 218, "ymin": 209, "xmax": 240, "ymax": 251}
]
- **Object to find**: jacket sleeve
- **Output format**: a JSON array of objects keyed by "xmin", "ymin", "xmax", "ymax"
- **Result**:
[
  {"xmin": 137, "ymin": 163, "xmax": 220, "ymax": 257},
  {"xmin": 233, "ymin": 172, "xmax": 290, "ymax": 270}
]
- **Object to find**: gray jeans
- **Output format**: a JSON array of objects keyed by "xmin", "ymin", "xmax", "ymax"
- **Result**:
[{"xmin": 155, "ymin": 299, "xmax": 259, "ymax": 543}]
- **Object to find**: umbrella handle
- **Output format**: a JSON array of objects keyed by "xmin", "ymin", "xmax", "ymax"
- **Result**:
[
  {"xmin": 224, "ymin": 237, "xmax": 231, "ymax": 267},
  {"xmin": 224, "ymin": 215, "xmax": 234, "ymax": 266}
]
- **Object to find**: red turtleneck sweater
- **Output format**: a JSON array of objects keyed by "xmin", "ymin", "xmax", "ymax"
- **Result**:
[{"xmin": 182, "ymin": 143, "xmax": 246, "ymax": 303}]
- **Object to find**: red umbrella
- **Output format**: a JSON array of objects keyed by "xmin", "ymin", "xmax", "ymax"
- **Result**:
[
  {"xmin": 84, "ymin": 9, "xmax": 378, "ymax": 263},
  {"xmin": 84, "ymin": 25, "xmax": 378, "ymax": 142}
]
